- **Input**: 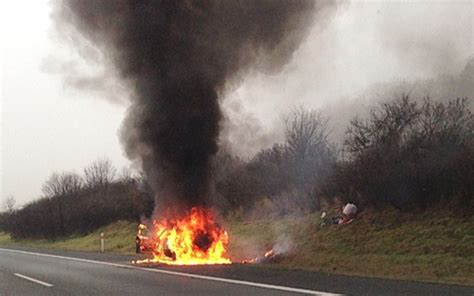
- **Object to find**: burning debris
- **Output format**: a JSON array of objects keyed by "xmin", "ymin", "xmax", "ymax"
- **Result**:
[
  {"xmin": 241, "ymin": 249, "xmax": 280, "ymax": 264},
  {"xmin": 248, "ymin": 235, "xmax": 295, "ymax": 263},
  {"xmin": 241, "ymin": 238, "xmax": 294, "ymax": 264}
]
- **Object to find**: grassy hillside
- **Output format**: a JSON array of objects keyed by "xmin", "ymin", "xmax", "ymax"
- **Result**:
[
  {"xmin": 1, "ymin": 208, "xmax": 472, "ymax": 285},
  {"xmin": 227, "ymin": 207, "xmax": 474, "ymax": 286}
]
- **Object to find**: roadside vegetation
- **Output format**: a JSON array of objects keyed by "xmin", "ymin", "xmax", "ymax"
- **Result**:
[
  {"xmin": 0, "ymin": 159, "xmax": 153, "ymax": 240},
  {"xmin": 1, "ymin": 207, "xmax": 472, "ymax": 285},
  {"xmin": 228, "ymin": 206, "xmax": 474, "ymax": 286},
  {"xmin": 1, "ymin": 95, "xmax": 472, "ymax": 284},
  {"xmin": 0, "ymin": 221, "xmax": 136, "ymax": 254}
]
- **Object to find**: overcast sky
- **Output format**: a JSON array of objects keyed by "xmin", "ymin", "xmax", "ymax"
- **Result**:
[
  {"xmin": 1, "ymin": 1, "xmax": 473, "ymax": 206},
  {"xmin": 1, "ymin": 1, "xmax": 130, "ymax": 206}
]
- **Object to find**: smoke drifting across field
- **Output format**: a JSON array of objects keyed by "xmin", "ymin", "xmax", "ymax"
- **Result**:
[
  {"xmin": 220, "ymin": 1, "xmax": 473, "ymax": 155},
  {"xmin": 54, "ymin": 1, "xmax": 337, "ymax": 213}
]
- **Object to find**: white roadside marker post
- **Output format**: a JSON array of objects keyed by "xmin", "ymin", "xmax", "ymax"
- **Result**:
[{"xmin": 100, "ymin": 232, "xmax": 105, "ymax": 253}]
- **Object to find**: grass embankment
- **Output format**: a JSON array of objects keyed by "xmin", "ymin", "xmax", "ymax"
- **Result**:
[
  {"xmin": 228, "ymin": 207, "xmax": 474, "ymax": 286},
  {"xmin": 0, "ymin": 220, "xmax": 137, "ymax": 254},
  {"xmin": 1, "ymin": 208, "xmax": 472, "ymax": 285}
]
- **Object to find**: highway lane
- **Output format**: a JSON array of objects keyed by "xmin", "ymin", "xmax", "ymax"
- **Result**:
[
  {"xmin": 0, "ymin": 248, "xmax": 338, "ymax": 295},
  {"xmin": 0, "ymin": 247, "xmax": 472, "ymax": 295}
]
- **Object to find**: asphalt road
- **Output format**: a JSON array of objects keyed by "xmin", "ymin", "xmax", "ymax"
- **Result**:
[{"xmin": 0, "ymin": 246, "xmax": 472, "ymax": 295}]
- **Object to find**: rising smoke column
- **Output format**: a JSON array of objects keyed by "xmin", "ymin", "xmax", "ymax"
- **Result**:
[{"xmin": 56, "ymin": 0, "xmax": 329, "ymax": 213}]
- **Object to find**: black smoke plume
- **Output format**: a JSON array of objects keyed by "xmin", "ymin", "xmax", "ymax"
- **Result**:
[{"xmin": 56, "ymin": 0, "xmax": 328, "ymax": 213}]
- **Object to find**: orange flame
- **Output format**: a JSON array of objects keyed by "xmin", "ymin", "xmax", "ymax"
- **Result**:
[
  {"xmin": 136, "ymin": 207, "xmax": 231, "ymax": 265},
  {"xmin": 241, "ymin": 248, "xmax": 276, "ymax": 264}
]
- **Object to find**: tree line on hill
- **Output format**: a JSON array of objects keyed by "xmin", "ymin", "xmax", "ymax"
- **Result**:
[
  {"xmin": 1, "ymin": 95, "xmax": 472, "ymax": 239},
  {"xmin": 0, "ymin": 159, "xmax": 154, "ymax": 239},
  {"xmin": 212, "ymin": 96, "xmax": 473, "ymax": 215}
]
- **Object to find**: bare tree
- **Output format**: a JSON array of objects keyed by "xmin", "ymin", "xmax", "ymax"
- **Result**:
[
  {"xmin": 118, "ymin": 166, "xmax": 141, "ymax": 185},
  {"xmin": 284, "ymin": 107, "xmax": 335, "ymax": 210},
  {"xmin": 83, "ymin": 158, "xmax": 116, "ymax": 189},
  {"xmin": 345, "ymin": 95, "xmax": 420, "ymax": 157},
  {"xmin": 2, "ymin": 196, "xmax": 16, "ymax": 213},
  {"xmin": 42, "ymin": 172, "xmax": 83, "ymax": 198},
  {"xmin": 285, "ymin": 107, "xmax": 330, "ymax": 160},
  {"xmin": 41, "ymin": 171, "xmax": 82, "ymax": 237}
]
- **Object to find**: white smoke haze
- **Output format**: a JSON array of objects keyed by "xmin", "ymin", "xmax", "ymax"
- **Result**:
[
  {"xmin": 232, "ymin": 236, "xmax": 268, "ymax": 262},
  {"xmin": 229, "ymin": 224, "xmax": 296, "ymax": 261},
  {"xmin": 222, "ymin": 1, "xmax": 473, "ymax": 156},
  {"xmin": 272, "ymin": 233, "xmax": 295, "ymax": 255}
]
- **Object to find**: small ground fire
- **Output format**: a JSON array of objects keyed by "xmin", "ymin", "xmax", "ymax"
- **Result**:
[{"xmin": 134, "ymin": 207, "xmax": 231, "ymax": 265}]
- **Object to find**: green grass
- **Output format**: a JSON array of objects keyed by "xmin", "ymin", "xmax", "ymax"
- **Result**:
[
  {"xmin": 1, "ymin": 208, "xmax": 472, "ymax": 285},
  {"xmin": 0, "ymin": 232, "xmax": 12, "ymax": 245},
  {"xmin": 0, "ymin": 221, "xmax": 137, "ymax": 254}
]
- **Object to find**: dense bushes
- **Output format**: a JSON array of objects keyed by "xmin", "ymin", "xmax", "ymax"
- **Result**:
[
  {"xmin": 216, "ymin": 96, "xmax": 472, "ymax": 214},
  {"xmin": 325, "ymin": 96, "xmax": 473, "ymax": 209},
  {"xmin": 0, "ymin": 160, "xmax": 154, "ymax": 239}
]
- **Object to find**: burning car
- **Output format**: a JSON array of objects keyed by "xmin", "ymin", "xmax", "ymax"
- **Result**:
[
  {"xmin": 134, "ymin": 207, "xmax": 231, "ymax": 265},
  {"xmin": 134, "ymin": 207, "xmax": 291, "ymax": 266}
]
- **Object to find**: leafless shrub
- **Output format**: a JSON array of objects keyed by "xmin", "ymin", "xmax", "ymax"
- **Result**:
[
  {"xmin": 2, "ymin": 196, "xmax": 17, "ymax": 214},
  {"xmin": 216, "ymin": 108, "xmax": 336, "ymax": 214},
  {"xmin": 83, "ymin": 158, "xmax": 116, "ymax": 189},
  {"xmin": 332, "ymin": 96, "xmax": 473, "ymax": 208},
  {"xmin": 285, "ymin": 107, "xmax": 336, "ymax": 199},
  {"xmin": 286, "ymin": 107, "xmax": 329, "ymax": 159},
  {"xmin": 42, "ymin": 172, "xmax": 83, "ymax": 198},
  {"xmin": 6, "ymin": 160, "xmax": 153, "ymax": 239}
]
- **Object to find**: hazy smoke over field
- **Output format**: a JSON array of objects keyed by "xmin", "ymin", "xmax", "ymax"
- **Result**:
[
  {"xmin": 220, "ymin": 1, "xmax": 473, "ymax": 155},
  {"xmin": 55, "ymin": 0, "xmax": 335, "ymax": 212}
]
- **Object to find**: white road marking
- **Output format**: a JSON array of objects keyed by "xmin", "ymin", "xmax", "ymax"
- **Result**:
[
  {"xmin": 13, "ymin": 273, "xmax": 54, "ymax": 287},
  {"xmin": 0, "ymin": 248, "xmax": 342, "ymax": 296}
]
